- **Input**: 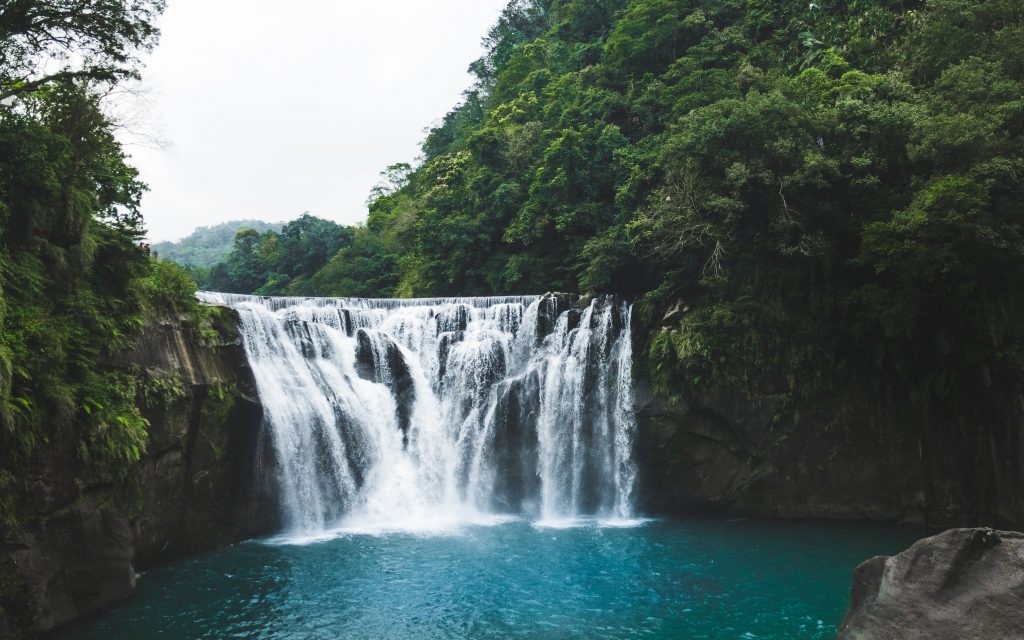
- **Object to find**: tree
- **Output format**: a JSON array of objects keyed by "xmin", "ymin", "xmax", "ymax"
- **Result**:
[{"xmin": 0, "ymin": 0, "xmax": 165, "ymax": 101}]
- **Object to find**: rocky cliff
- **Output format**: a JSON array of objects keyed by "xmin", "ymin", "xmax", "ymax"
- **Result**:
[
  {"xmin": 634, "ymin": 381, "xmax": 1023, "ymax": 529},
  {"xmin": 0, "ymin": 307, "xmax": 273, "ymax": 638},
  {"xmin": 838, "ymin": 528, "xmax": 1024, "ymax": 639}
]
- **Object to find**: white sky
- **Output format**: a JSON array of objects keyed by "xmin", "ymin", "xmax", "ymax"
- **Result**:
[{"xmin": 125, "ymin": 0, "xmax": 508, "ymax": 243}]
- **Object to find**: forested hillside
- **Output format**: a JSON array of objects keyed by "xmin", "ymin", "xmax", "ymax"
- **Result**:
[
  {"xmin": 352, "ymin": 0, "xmax": 1024, "ymax": 407},
  {"xmin": 151, "ymin": 219, "xmax": 281, "ymax": 269},
  {"xmin": 205, "ymin": 0, "xmax": 1024, "ymax": 498},
  {"xmin": 197, "ymin": 214, "xmax": 392, "ymax": 296},
  {"xmin": 218, "ymin": 0, "xmax": 1024, "ymax": 392}
]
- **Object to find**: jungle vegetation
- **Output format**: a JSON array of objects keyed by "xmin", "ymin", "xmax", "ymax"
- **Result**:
[
  {"xmin": 0, "ymin": 0, "xmax": 208, "ymax": 523},
  {"xmin": 2, "ymin": 0, "xmax": 1022, "ymax": 524}
]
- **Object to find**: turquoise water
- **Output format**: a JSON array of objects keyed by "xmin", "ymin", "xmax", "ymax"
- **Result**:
[{"xmin": 59, "ymin": 518, "xmax": 925, "ymax": 640}]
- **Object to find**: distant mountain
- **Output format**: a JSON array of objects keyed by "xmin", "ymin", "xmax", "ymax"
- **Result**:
[{"xmin": 152, "ymin": 219, "xmax": 283, "ymax": 268}]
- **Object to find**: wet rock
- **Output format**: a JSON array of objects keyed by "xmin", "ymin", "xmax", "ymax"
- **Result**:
[
  {"xmin": 435, "ymin": 304, "xmax": 470, "ymax": 334},
  {"xmin": 838, "ymin": 528, "xmax": 1024, "ymax": 640},
  {"xmin": 537, "ymin": 292, "xmax": 578, "ymax": 342},
  {"xmin": 565, "ymin": 309, "xmax": 581, "ymax": 333},
  {"xmin": 436, "ymin": 331, "xmax": 466, "ymax": 381},
  {"xmin": 339, "ymin": 308, "xmax": 353, "ymax": 337},
  {"xmin": 0, "ymin": 308, "xmax": 271, "ymax": 638},
  {"xmin": 491, "ymin": 372, "xmax": 541, "ymax": 512},
  {"xmin": 634, "ymin": 372, "xmax": 1011, "ymax": 525},
  {"xmin": 11, "ymin": 504, "xmax": 135, "ymax": 632},
  {"xmin": 283, "ymin": 314, "xmax": 316, "ymax": 358},
  {"xmin": 354, "ymin": 329, "xmax": 416, "ymax": 447}
]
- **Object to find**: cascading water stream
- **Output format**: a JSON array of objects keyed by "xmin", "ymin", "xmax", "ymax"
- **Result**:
[{"xmin": 198, "ymin": 292, "xmax": 638, "ymax": 535}]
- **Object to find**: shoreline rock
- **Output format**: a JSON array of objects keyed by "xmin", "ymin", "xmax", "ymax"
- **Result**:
[{"xmin": 838, "ymin": 528, "xmax": 1024, "ymax": 639}]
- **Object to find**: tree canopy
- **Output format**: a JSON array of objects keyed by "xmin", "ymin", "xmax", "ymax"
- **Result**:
[
  {"xmin": 153, "ymin": 0, "xmax": 1024, "ymax": 496},
  {"xmin": 203, "ymin": 214, "xmax": 357, "ymax": 296},
  {"xmin": 151, "ymin": 219, "xmax": 283, "ymax": 269}
]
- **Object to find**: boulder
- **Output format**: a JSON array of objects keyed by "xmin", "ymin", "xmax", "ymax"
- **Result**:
[
  {"xmin": 838, "ymin": 528, "xmax": 1024, "ymax": 639},
  {"xmin": 434, "ymin": 304, "xmax": 470, "ymax": 334},
  {"xmin": 436, "ymin": 330, "xmax": 466, "ymax": 381}
]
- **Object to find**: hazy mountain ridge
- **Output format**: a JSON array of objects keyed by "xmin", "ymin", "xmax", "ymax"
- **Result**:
[{"xmin": 152, "ymin": 219, "xmax": 283, "ymax": 268}]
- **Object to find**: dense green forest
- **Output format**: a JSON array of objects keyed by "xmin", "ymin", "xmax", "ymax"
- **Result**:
[
  {"xmin": 197, "ymin": 213, "xmax": 398, "ymax": 297},
  {"xmin": 0, "ymin": 0, "xmax": 208, "ymax": 526},
  {"xmin": 151, "ymin": 219, "xmax": 282, "ymax": 269},
  {"xmin": 203, "ymin": 0, "xmax": 1024, "ymax": 456}
]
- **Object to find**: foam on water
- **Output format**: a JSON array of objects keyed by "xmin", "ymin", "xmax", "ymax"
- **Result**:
[{"xmin": 199, "ymin": 292, "xmax": 638, "ymax": 538}]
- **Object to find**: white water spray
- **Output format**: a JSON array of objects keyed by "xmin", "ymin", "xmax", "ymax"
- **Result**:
[{"xmin": 199, "ymin": 292, "xmax": 638, "ymax": 534}]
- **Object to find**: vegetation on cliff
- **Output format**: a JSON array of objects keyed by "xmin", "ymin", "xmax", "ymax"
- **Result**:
[
  {"xmin": 345, "ymin": 0, "xmax": 1024, "ymax": 412},
  {"xmin": 0, "ymin": 0, "xmax": 213, "ymax": 534}
]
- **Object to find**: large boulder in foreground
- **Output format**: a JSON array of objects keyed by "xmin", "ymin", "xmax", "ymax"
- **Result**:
[{"xmin": 838, "ymin": 528, "xmax": 1024, "ymax": 639}]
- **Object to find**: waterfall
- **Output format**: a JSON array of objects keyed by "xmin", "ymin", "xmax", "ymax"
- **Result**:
[{"xmin": 198, "ymin": 291, "xmax": 638, "ymax": 534}]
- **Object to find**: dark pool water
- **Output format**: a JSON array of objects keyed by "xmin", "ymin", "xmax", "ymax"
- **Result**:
[{"xmin": 57, "ymin": 517, "xmax": 927, "ymax": 640}]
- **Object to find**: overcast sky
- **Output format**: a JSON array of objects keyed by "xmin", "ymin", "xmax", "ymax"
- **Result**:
[{"xmin": 124, "ymin": 0, "xmax": 508, "ymax": 243}]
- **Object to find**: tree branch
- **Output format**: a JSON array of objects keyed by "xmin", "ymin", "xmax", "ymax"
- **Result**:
[{"xmin": 0, "ymin": 67, "xmax": 119, "ymax": 102}]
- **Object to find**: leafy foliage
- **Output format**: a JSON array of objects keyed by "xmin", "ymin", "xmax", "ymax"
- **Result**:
[
  {"xmin": 204, "ymin": 213, "xmax": 355, "ymax": 295},
  {"xmin": 0, "ymin": 0, "xmax": 165, "ymax": 101}
]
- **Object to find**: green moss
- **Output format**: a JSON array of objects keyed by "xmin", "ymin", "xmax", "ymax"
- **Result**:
[
  {"xmin": 203, "ymin": 383, "xmax": 236, "ymax": 424},
  {"xmin": 195, "ymin": 383, "xmax": 238, "ymax": 464},
  {"xmin": 77, "ymin": 372, "xmax": 151, "ymax": 477}
]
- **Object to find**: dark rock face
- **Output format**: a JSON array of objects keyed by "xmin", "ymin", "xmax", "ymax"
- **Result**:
[
  {"xmin": 120, "ymin": 309, "xmax": 276, "ymax": 565},
  {"xmin": 354, "ymin": 328, "xmax": 416, "ymax": 446},
  {"xmin": 436, "ymin": 331, "xmax": 465, "ymax": 381},
  {"xmin": 838, "ymin": 528, "xmax": 1024, "ymax": 640},
  {"xmin": 435, "ymin": 304, "xmax": 470, "ymax": 334},
  {"xmin": 490, "ymin": 372, "xmax": 542, "ymax": 513},
  {"xmin": 536, "ymin": 292, "xmax": 579, "ymax": 343},
  {"xmin": 283, "ymin": 312, "xmax": 318, "ymax": 358},
  {"xmin": 0, "ymin": 308, "xmax": 273, "ymax": 638},
  {"xmin": 8, "ymin": 504, "xmax": 136, "ymax": 633},
  {"xmin": 634, "ymin": 376, "xmax": 1020, "ymax": 528}
]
